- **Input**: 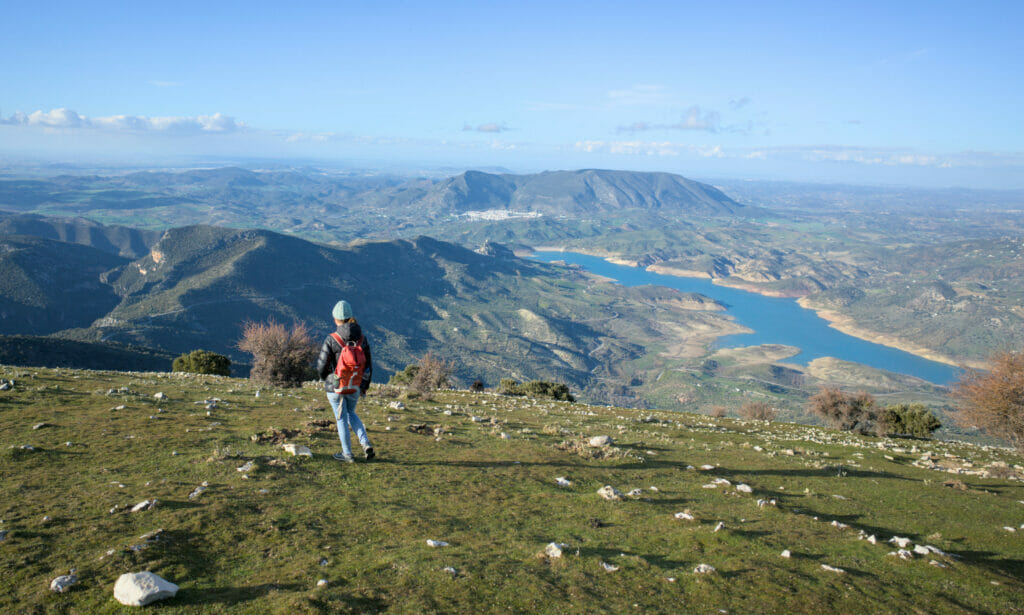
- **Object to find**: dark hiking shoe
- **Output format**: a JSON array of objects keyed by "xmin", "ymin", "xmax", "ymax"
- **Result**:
[
  {"xmin": 333, "ymin": 452, "xmax": 355, "ymax": 463},
  {"xmin": 364, "ymin": 447, "xmax": 375, "ymax": 461}
]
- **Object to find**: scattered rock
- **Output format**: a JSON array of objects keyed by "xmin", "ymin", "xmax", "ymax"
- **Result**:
[
  {"xmin": 600, "ymin": 561, "xmax": 619, "ymax": 572},
  {"xmin": 130, "ymin": 499, "xmax": 157, "ymax": 513},
  {"xmin": 693, "ymin": 563, "xmax": 716, "ymax": 574},
  {"xmin": 930, "ymin": 560, "xmax": 948, "ymax": 568},
  {"xmin": 736, "ymin": 483, "xmax": 753, "ymax": 493},
  {"xmin": 282, "ymin": 443, "xmax": 313, "ymax": 457},
  {"xmin": 0, "ymin": 530, "xmax": 7, "ymax": 542},
  {"xmin": 188, "ymin": 483, "xmax": 208, "ymax": 500},
  {"xmin": 713, "ymin": 521, "xmax": 725, "ymax": 532},
  {"xmin": 113, "ymin": 571, "xmax": 179, "ymax": 606},
  {"xmin": 544, "ymin": 542, "xmax": 566, "ymax": 558},
  {"xmin": 443, "ymin": 566, "xmax": 458, "ymax": 576},
  {"xmin": 0, "ymin": 380, "xmax": 12, "ymax": 391},
  {"xmin": 780, "ymin": 550, "xmax": 791, "ymax": 558},
  {"xmin": 32, "ymin": 423, "xmax": 49, "ymax": 430},
  {"xmin": 588, "ymin": 435, "xmax": 613, "ymax": 447},
  {"xmin": 316, "ymin": 579, "xmax": 328, "ymax": 587},
  {"xmin": 50, "ymin": 572, "xmax": 78, "ymax": 593},
  {"xmin": 555, "ymin": 477, "xmax": 572, "ymax": 487},
  {"xmin": 389, "ymin": 401, "xmax": 405, "ymax": 410},
  {"xmin": 699, "ymin": 464, "xmax": 715, "ymax": 470},
  {"xmin": 820, "ymin": 564, "xmax": 845, "ymax": 573},
  {"xmin": 237, "ymin": 461, "xmax": 255, "ymax": 473},
  {"xmin": 889, "ymin": 536, "xmax": 912, "ymax": 548},
  {"xmin": 890, "ymin": 549, "xmax": 914, "ymax": 560},
  {"xmin": 830, "ymin": 520, "xmax": 849, "ymax": 530},
  {"xmin": 251, "ymin": 427, "xmax": 300, "ymax": 444},
  {"xmin": 626, "ymin": 488, "xmax": 644, "ymax": 497},
  {"xmin": 153, "ymin": 392, "xmax": 167, "ymax": 401},
  {"xmin": 674, "ymin": 511, "xmax": 695, "ymax": 521},
  {"xmin": 597, "ymin": 485, "xmax": 622, "ymax": 501},
  {"xmin": 913, "ymin": 545, "xmax": 930, "ymax": 555},
  {"xmin": 426, "ymin": 539, "xmax": 449, "ymax": 547}
]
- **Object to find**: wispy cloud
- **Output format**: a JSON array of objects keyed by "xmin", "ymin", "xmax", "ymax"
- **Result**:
[
  {"xmin": 575, "ymin": 140, "xmax": 724, "ymax": 158},
  {"xmin": 463, "ymin": 122, "xmax": 508, "ymax": 133},
  {"xmin": 0, "ymin": 108, "xmax": 243, "ymax": 134},
  {"xmin": 729, "ymin": 97, "xmax": 751, "ymax": 110},
  {"xmin": 617, "ymin": 105, "xmax": 721, "ymax": 133},
  {"xmin": 148, "ymin": 80, "xmax": 180, "ymax": 88},
  {"xmin": 607, "ymin": 84, "xmax": 670, "ymax": 106}
]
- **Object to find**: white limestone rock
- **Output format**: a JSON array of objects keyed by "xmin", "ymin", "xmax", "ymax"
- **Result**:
[
  {"xmin": 130, "ymin": 499, "xmax": 157, "ymax": 513},
  {"xmin": 889, "ymin": 536, "xmax": 912, "ymax": 548},
  {"xmin": 544, "ymin": 542, "xmax": 566, "ymax": 558},
  {"xmin": 50, "ymin": 573, "xmax": 78, "ymax": 593},
  {"xmin": 820, "ymin": 564, "xmax": 845, "ymax": 573},
  {"xmin": 780, "ymin": 550, "xmax": 791, "ymax": 558},
  {"xmin": 282, "ymin": 443, "xmax": 313, "ymax": 457},
  {"xmin": 693, "ymin": 563, "xmax": 716, "ymax": 574},
  {"xmin": 426, "ymin": 539, "xmax": 449, "ymax": 547},
  {"xmin": 153, "ymin": 392, "xmax": 167, "ymax": 401},
  {"xmin": 113, "ymin": 571, "xmax": 179, "ymax": 606},
  {"xmin": 588, "ymin": 435, "xmax": 613, "ymax": 447},
  {"xmin": 600, "ymin": 561, "xmax": 619, "ymax": 572},
  {"xmin": 597, "ymin": 485, "xmax": 622, "ymax": 501},
  {"xmin": 736, "ymin": 483, "xmax": 753, "ymax": 493},
  {"xmin": 674, "ymin": 511, "xmax": 695, "ymax": 521},
  {"xmin": 555, "ymin": 477, "xmax": 572, "ymax": 487}
]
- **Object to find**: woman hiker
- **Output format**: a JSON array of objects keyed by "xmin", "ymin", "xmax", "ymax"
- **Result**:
[{"xmin": 316, "ymin": 300, "xmax": 376, "ymax": 462}]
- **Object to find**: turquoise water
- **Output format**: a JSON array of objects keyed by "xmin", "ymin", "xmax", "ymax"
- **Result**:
[{"xmin": 533, "ymin": 251, "xmax": 960, "ymax": 385}]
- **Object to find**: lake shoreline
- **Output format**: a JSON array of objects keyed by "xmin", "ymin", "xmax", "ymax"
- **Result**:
[{"xmin": 531, "ymin": 245, "xmax": 977, "ymax": 372}]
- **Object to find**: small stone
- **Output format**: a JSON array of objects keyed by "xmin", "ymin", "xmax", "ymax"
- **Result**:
[
  {"xmin": 130, "ymin": 499, "xmax": 157, "ymax": 513},
  {"xmin": 600, "ymin": 561, "xmax": 619, "ymax": 572},
  {"xmin": 426, "ymin": 539, "xmax": 449, "ymax": 547},
  {"xmin": 443, "ymin": 566, "xmax": 458, "ymax": 576},
  {"xmin": 32, "ymin": 423, "xmax": 48, "ymax": 430},
  {"xmin": 929, "ymin": 560, "xmax": 948, "ymax": 568},
  {"xmin": 913, "ymin": 545, "xmax": 930, "ymax": 555},
  {"xmin": 237, "ymin": 461, "xmax": 255, "ymax": 473},
  {"xmin": 820, "ymin": 564, "xmax": 845, "ymax": 573},
  {"xmin": 736, "ymin": 484, "xmax": 753, "ymax": 493},
  {"xmin": 780, "ymin": 550, "xmax": 791, "ymax": 558},
  {"xmin": 153, "ymin": 392, "xmax": 167, "ymax": 401},
  {"xmin": 588, "ymin": 435, "xmax": 613, "ymax": 447},
  {"xmin": 674, "ymin": 511, "xmax": 695, "ymax": 521},
  {"xmin": 693, "ymin": 563, "xmax": 716, "ymax": 574},
  {"xmin": 499, "ymin": 432, "xmax": 510, "ymax": 440},
  {"xmin": 890, "ymin": 536, "xmax": 912, "ymax": 548},
  {"xmin": 50, "ymin": 573, "xmax": 78, "ymax": 593},
  {"xmin": 319, "ymin": 558, "xmax": 329, "ymax": 566},
  {"xmin": 597, "ymin": 485, "xmax": 622, "ymax": 501},
  {"xmin": 626, "ymin": 488, "xmax": 643, "ymax": 497},
  {"xmin": 113, "ymin": 571, "xmax": 179, "ymax": 606},
  {"xmin": 282, "ymin": 443, "xmax": 313, "ymax": 457},
  {"xmin": 555, "ymin": 477, "xmax": 572, "ymax": 487},
  {"xmin": 544, "ymin": 542, "xmax": 566, "ymax": 558},
  {"xmin": 713, "ymin": 521, "xmax": 725, "ymax": 532},
  {"xmin": 699, "ymin": 464, "xmax": 715, "ymax": 470},
  {"xmin": 316, "ymin": 579, "xmax": 328, "ymax": 587},
  {"xmin": 389, "ymin": 401, "xmax": 405, "ymax": 410},
  {"xmin": 188, "ymin": 485, "xmax": 207, "ymax": 500}
]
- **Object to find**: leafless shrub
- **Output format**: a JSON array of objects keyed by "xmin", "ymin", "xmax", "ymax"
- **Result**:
[
  {"xmin": 739, "ymin": 401, "xmax": 777, "ymax": 421},
  {"xmin": 237, "ymin": 319, "xmax": 317, "ymax": 388},
  {"xmin": 951, "ymin": 350, "xmax": 1024, "ymax": 451},
  {"xmin": 807, "ymin": 388, "xmax": 877, "ymax": 434},
  {"xmin": 709, "ymin": 405, "xmax": 728, "ymax": 419},
  {"xmin": 409, "ymin": 352, "xmax": 453, "ymax": 393}
]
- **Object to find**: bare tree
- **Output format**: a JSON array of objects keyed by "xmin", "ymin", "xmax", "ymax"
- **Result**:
[
  {"xmin": 238, "ymin": 319, "xmax": 317, "ymax": 387},
  {"xmin": 951, "ymin": 350, "xmax": 1024, "ymax": 451}
]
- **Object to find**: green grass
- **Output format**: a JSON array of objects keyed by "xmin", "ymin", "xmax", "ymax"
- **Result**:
[{"xmin": 2, "ymin": 365, "xmax": 1023, "ymax": 613}]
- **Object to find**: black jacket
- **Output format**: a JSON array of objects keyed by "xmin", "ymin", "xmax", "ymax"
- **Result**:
[{"xmin": 316, "ymin": 322, "xmax": 373, "ymax": 393}]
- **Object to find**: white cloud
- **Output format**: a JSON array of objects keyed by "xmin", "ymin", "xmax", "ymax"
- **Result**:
[
  {"xmin": 607, "ymin": 84, "xmax": 670, "ymax": 106},
  {"xmin": 0, "ymin": 108, "xmax": 243, "ymax": 134},
  {"xmin": 463, "ymin": 122, "xmax": 508, "ymax": 133},
  {"xmin": 148, "ymin": 80, "xmax": 180, "ymax": 88},
  {"xmin": 617, "ymin": 105, "xmax": 721, "ymax": 133},
  {"xmin": 574, "ymin": 140, "xmax": 725, "ymax": 158}
]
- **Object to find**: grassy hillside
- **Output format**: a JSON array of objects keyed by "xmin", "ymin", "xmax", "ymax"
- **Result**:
[{"xmin": 1, "ymin": 365, "xmax": 1021, "ymax": 613}]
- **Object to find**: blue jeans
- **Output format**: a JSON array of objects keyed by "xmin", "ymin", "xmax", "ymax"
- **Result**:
[{"xmin": 326, "ymin": 391, "xmax": 371, "ymax": 457}]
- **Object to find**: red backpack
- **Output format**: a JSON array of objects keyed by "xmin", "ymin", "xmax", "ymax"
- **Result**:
[{"xmin": 331, "ymin": 333, "xmax": 366, "ymax": 394}]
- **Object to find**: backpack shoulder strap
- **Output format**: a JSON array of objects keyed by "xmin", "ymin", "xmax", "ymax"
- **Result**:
[{"xmin": 330, "ymin": 332, "xmax": 344, "ymax": 345}]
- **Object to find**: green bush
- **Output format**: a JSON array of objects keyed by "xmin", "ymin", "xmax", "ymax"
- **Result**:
[
  {"xmin": 498, "ymin": 378, "xmax": 575, "ymax": 402},
  {"xmin": 172, "ymin": 349, "xmax": 231, "ymax": 376},
  {"xmin": 388, "ymin": 364, "xmax": 420, "ymax": 386},
  {"xmin": 878, "ymin": 403, "xmax": 941, "ymax": 438}
]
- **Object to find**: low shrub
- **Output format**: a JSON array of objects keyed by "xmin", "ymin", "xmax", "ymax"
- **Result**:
[
  {"xmin": 237, "ymin": 319, "xmax": 317, "ymax": 388},
  {"xmin": 739, "ymin": 401, "xmax": 776, "ymax": 421},
  {"xmin": 808, "ymin": 388, "xmax": 877, "ymax": 434},
  {"xmin": 499, "ymin": 379, "xmax": 575, "ymax": 402},
  {"xmin": 878, "ymin": 403, "xmax": 941, "ymax": 438},
  {"xmin": 469, "ymin": 379, "xmax": 485, "ymax": 392},
  {"xmin": 172, "ymin": 349, "xmax": 231, "ymax": 376}
]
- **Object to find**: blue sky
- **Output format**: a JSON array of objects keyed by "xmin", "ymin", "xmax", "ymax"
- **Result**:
[{"xmin": 2, "ymin": 1, "xmax": 1022, "ymax": 187}]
